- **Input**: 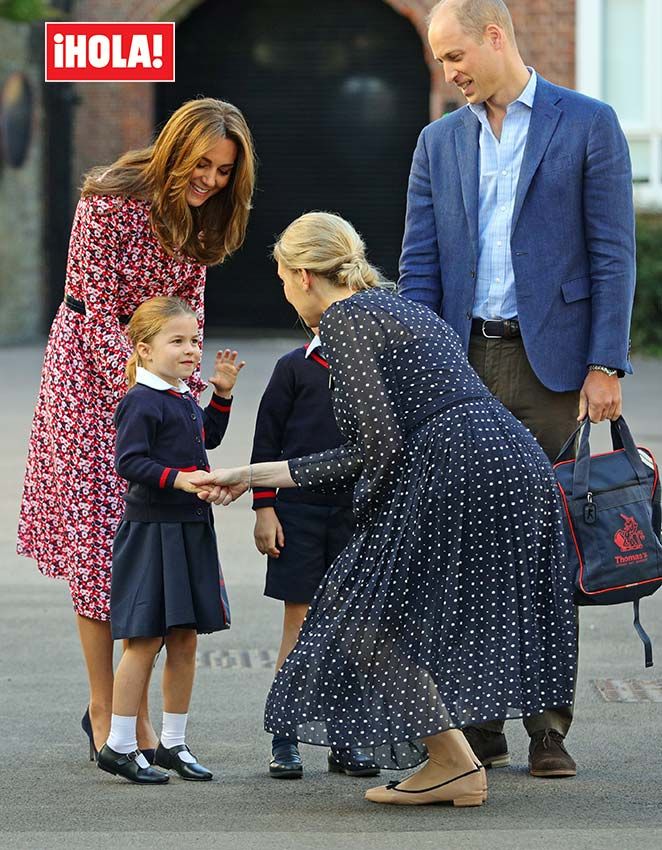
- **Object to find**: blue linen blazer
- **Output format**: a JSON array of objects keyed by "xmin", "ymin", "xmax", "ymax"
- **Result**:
[{"xmin": 398, "ymin": 75, "xmax": 636, "ymax": 392}]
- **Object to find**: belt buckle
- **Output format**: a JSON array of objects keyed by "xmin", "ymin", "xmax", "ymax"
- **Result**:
[{"xmin": 481, "ymin": 320, "xmax": 501, "ymax": 339}]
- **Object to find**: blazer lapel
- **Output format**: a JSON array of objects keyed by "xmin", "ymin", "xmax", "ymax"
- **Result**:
[
  {"xmin": 511, "ymin": 79, "xmax": 562, "ymax": 233},
  {"xmin": 454, "ymin": 109, "xmax": 480, "ymax": 264}
]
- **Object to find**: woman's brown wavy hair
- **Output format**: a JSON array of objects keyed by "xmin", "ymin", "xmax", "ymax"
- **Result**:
[{"xmin": 81, "ymin": 98, "xmax": 256, "ymax": 266}]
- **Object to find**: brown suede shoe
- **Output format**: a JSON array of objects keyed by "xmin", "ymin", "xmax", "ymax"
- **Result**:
[{"xmin": 528, "ymin": 730, "xmax": 577, "ymax": 777}]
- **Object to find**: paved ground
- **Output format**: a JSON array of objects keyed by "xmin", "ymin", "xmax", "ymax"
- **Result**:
[{"xmin": 1, "ymin": 337, "xmax": 661, "ymax": 850}]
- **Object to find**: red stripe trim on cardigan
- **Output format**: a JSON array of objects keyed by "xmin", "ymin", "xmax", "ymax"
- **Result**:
[
  {"xmin": 178, "ymin": 466, "xmax": 197, "ymax": 472},
  {"xmin": 210, "ymin": 399, "xmax": 232, "ymax": 412},
  {"xmin": 310, "ymin": 352, "xmax": 329, "ymax": 369},
  {"xmin": 159, "ymin": 467, "xmax": 172, "ymax": 488},
  {"xmin": 253, "ymin": 490, "xmax": 277, "ymax": 499},
  {"xmin": 166, "ymin": 389, "xmax": 183, "ymax": 397}
]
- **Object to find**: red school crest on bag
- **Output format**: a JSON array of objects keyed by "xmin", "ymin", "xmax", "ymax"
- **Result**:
[{"xmin": 613, "ymin": 514, "xmax": 647, "ymax": 556}]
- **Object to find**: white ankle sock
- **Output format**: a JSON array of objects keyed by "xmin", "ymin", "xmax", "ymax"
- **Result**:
[
  {"xmin": 107, "ymin": 714, "xmax": 149, "ymax": 768},
  {"xmin": 161, "ymin": 712, "xmax": 196, "ymax": 763}
]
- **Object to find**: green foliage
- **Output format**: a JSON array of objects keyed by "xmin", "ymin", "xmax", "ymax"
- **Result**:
[
  {"xmin": 0, "ymin": 0, "xmax": 60, "ymax": 21},
  {"xmin": 632, "ymin": 215, "xmax": 662, "ymax": 356}
]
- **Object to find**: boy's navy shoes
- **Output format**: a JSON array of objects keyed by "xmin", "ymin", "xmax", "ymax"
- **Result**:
[
  {"xmin": 328, "ymin": 747, "xmax": 380, "ymax": 777},
  {"xmin": 269, "ymin": 736, "xmax": 303, "ymax": 779}
]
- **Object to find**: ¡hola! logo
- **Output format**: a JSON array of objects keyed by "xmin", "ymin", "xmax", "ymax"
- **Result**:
[{"xmin": 45, "ymin": 22, "xmax": 175, "ymax": 82}]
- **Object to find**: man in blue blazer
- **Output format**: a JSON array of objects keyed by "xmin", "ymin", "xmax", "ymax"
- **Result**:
[{"xmin": 399, "ymin": 0, "xmax": 636, "ymax": 777}]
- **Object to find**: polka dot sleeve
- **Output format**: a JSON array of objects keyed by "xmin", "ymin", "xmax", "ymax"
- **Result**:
[{"xmin": 288, "ymin": 295, "xmax": 404, "ymax": 523}]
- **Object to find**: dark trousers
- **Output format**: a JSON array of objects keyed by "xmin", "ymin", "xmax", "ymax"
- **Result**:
[{"xmin": 468, "ymin": 334, "xmax": 579, "ymax": 737}]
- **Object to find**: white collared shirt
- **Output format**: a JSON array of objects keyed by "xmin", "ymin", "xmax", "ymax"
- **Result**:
[
  {"xmin": 305, "ymin": 335, "xmax": 322, "ymax": 358},
  {"xmin": 135, "ymin": 366, "xmax": 190, "ymax": 394},
  {"xmin": 469, "ymin": 68, "xmax": 538, "ymax": 320}
]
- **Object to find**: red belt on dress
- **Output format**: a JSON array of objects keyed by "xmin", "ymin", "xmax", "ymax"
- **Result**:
[{"xmin": 64, "ymin": 293, "xmax": 131, "ymax": 326}]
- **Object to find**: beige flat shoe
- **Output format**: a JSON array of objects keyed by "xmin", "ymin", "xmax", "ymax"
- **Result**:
[
  {"xmin": 475, "ymin": 764, "xmax": 488, "ymax": 802},
  {"xmin": 365, "ymin": 766, "xmax": 485, "ymax": 807}
]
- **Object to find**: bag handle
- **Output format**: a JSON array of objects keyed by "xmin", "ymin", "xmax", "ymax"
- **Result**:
[
  {"xmin": 554, "ymin": 420, "xmax": 585, "ymax": 464},
  {"xmin": 570, "ymin": 416, "xmax": 649, "ymax": 499}
]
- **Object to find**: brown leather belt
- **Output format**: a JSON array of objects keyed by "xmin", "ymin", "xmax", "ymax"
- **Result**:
[
  {"xmin": 471, "ymin": 318, "xmax": 520, "ymax": 339},
  {"xmin": 64, "ymin": 293, "xmax": 131, "ymax": 326}
]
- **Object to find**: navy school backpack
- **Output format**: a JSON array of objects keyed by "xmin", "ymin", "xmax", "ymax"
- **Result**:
[{"xmin": 553, "ymin": 416, "xmax": 662, "ymax": 667}]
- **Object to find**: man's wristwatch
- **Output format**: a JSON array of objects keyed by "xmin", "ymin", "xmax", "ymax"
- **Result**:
[{"xmin": 588, "ymin": 364, "xmax": 618, "ymax": 377}]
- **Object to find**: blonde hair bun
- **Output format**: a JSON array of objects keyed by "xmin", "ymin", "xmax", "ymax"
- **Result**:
[{"xmin": 273, "ymin": 212, "xmax": 384, "ymax": 292}]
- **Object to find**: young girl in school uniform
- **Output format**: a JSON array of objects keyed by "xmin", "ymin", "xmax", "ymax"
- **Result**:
[
  {"xmin": 251, "ymin": 330, "xmax": 379, "ymax": 780},
  {"xmin": 97, "ymin": 296, "xmax": 244, "ymax": 785}
]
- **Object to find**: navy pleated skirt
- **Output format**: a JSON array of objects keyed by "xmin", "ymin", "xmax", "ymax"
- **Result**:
[{"xmin": 110, "ymin": 520, "xmax": 230, "ymax": 640}]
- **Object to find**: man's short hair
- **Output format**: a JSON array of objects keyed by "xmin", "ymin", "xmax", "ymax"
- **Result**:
[{"xmin": 428, "ymin": 0, "xmax": 517, "ymax": 46}]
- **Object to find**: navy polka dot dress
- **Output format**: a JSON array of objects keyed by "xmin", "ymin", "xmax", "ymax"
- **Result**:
[{"xmin": 264, "ymin": 289, "xmax": 576, "ymax": 770}]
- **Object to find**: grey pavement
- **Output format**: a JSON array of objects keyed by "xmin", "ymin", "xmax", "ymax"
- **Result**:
[{"xmin": 1, "ymin": 337, "xmax": 661, "ymax": 850}]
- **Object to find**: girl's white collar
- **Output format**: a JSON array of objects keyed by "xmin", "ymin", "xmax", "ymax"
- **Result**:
[{"xmin": 135, "ymin": 366, "xmax": 189, "ymax": 394}]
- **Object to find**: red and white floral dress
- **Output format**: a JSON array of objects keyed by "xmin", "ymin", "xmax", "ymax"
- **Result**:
[{"xmin": 17, "ymin": 194, "xmax": 207, "ymax": 621}]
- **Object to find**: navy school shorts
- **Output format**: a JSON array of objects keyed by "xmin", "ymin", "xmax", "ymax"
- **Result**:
[{"xmin": 264, "ymin": 500, "xmax": 354, "ymax": 603}]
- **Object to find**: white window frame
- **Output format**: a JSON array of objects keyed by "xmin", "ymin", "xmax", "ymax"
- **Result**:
[{"xmin": 576, "ymin": 0, "xmax": 662, "ymax": 209}]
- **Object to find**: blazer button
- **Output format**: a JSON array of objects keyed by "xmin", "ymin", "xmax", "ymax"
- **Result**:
[
  {"xmin": 191, "ymin": 413, "xmax": 197, "ymax": 420},
  {"xmin": 466, "ymin": 311, "xmax": 471, "ymax": 319},
  {"xmin": 195, "ymin": 436, "xmax": 201, "ymax": 443},
  {"xmin": 196, "ymin": 509, "xmax": 203, "ymax": 516}
]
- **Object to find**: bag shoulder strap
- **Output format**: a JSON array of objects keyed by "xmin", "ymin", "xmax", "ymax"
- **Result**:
[{"xmin": 633, "ymin": 599, "xmax": 654, "ymax": 668}]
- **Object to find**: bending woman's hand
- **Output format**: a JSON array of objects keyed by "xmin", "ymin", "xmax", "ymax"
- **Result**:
[
  {"xmin": 189, "ymin": 460, "xmax": 294, "ymax": 506},
  {"xmin": 189, "ymin": 467, "xmax": 249, "ymax": 506}
]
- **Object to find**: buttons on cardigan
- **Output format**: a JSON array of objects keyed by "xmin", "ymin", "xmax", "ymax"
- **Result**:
[
  {"xmin": 196, "ymin": 508, "xmax": 203, "ymax": 516},
  {"xmin": 191, "ymin": 414, "xmax": 197, "ymax": 420}
]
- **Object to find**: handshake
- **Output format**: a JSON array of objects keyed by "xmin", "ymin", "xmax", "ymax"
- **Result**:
[{"xmin": 174, "ymin": 467, "xmax": 249, "ymax": 506}]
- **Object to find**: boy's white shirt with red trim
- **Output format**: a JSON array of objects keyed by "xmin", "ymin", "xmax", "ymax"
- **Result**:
[{"xmin": 304, "ymin": 335, "xmax": 321, "ymax": 358}]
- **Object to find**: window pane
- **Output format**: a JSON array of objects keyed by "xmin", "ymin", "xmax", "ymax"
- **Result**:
[
  {"xmin": 629, "ymin": 139, "xmax": 650, "ymax": 182},
  {"xmin": 603, "ymin": 0, "xmax": 645, "ymax": 124}
]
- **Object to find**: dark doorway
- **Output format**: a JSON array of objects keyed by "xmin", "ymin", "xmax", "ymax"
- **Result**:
[{"xmin": 157, "ymin": 0, "xmax": 429, "ymax": 329}]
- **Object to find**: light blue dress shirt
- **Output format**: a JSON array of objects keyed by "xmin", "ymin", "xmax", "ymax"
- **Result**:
[{"xmin": 470, "ymin": 69, "xmax": 537, "ymax": 320}]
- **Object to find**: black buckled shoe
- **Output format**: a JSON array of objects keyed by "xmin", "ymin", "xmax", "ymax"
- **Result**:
[
  {"xmin": 269, "ymin": 736, "xmax": 303, "ymax": 779},
  {"xmin": 462, "ymin": 726, "xmax": 511, "ymax": 769},
  {"xmin": 154, "ymin": 742, "xmax": 213, "ymax": 781},
  {"xmin": 97, "ymin": 744, "xmax": 169, "ymax": 784},
  {"xmin": 328, "ymin": 747, "xmax": 380, "ymax": 777}
]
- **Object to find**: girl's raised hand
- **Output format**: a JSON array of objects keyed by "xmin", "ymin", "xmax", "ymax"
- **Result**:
[{"xmin": 208, "ymin": 349, "xmax": 246, "ymax": 397}]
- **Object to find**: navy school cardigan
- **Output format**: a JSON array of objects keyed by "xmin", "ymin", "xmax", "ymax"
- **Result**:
[
  {"xmin": 114, "ymin": 384, "xmax": 232, "ymax": 522},
  {"xmin": 250, "ymin": 342, "xmax": 353, "ymax": 510}
]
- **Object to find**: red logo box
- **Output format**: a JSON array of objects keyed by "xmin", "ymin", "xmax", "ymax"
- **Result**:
[{"xmin": 45, "ymin": 22, "xmax": 175, "ymax": 82}]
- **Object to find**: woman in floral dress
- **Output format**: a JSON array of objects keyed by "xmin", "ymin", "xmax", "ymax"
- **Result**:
[{"xmin": 17, "ymin": 98, "xmax": 255, "ymax": 755}]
